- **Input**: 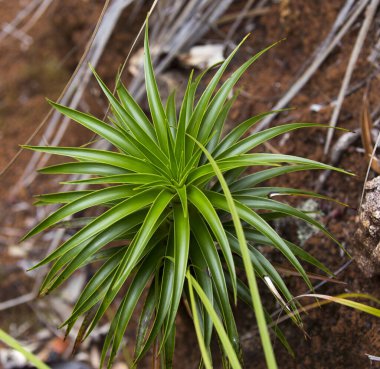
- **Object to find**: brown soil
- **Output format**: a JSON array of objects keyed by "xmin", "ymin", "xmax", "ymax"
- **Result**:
[{"xmin": 1, "ymin": 1, "xmax": 379, "ymax": 368}]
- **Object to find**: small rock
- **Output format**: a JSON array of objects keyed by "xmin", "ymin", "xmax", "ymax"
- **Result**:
[
  {"xmin": 296, "ymin": 199, "xmax": 323, "ymax": 246},
  {"xmin": 353, "ymin": 176, "xmax": 380, "ymax": 277},
  {"xmin": 178, "ymin": 44, "xmax": 225, "ymax": 69}
]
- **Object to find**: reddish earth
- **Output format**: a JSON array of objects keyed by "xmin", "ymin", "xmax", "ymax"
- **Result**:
[{"xmin": 1, "ymin": 1, "xmax": 379, "ymax": 368}]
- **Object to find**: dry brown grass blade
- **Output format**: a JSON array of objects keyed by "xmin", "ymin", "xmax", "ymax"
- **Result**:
[
  {"xmin": 360, "ymin": 97, "xmax": 380, "ymax": 174},
  {"xmin": 272, "ymin": 264, "xmax": 346, "ymax": 285},
  {"xmin": 270, "ymin": 293, "xmax": 380, "ymax": 327}
]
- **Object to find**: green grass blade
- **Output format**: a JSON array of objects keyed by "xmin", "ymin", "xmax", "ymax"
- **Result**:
[
  {"xmin": 101, "ymin": 299, "xmax": 123, "ymax": 368},
  {"xmin": 188, "ymin": 153, "xmax": 351, "ymax": 185},
  {"xmin": 235, "ymin": 187, "xmax": 347, "ymax": 206},
  {"xmin": 176, "ymin": 185, "xmax": 188, "ymax": 217},
  {"xmin": 196, "ymin": 41, "xmax": 282, "ymax": 147},
  {"xmin": 205, "ymin": 93, "xmax": 238, "ymax": 157},
  {"xmin": 135, "ymin": 233, "xmax": 174, "ymax": 361},
  {"xmin": 210, "ymin": 192, "xmax": 312, "ymax": 290},
  {"xmin": 189, "ymin": 135, "xmax": 277, "ymax": 369},
  {"xmin": 24, "ymin": 185, "xmax": 135, "ymax": 240},
  {"xmin": 187, "ymin": 273, "xmax": 242, "ymax": 369},
  {"xmin": 64, "ymin": 233, "xmax": 167, "ymax": 331},
  {"xmin": 34, "ymin": 190, "xmax": 92, "ymax": 205},
  {"xmin": 162, "ymin": 319, "xmax": 176, "ymax": 369},
  {"xmin": 48, "ymin": 100, "xmax": 137, "ymax": 155},
  {"xmin": 116, "ymin": 81, "xmax": 156, "ymax": 139},
  {"xmin": 39, "ymin": 238, "xmax": 93, "ymax": 295},
  {"xmin": 188, "ymin": 185, "xmax": 237, "ymax": 302},
  {"xmin": 23, "ymin": 146, "xmax": 161, "ymax": 174},
  {"xmin": 213, "ymin": 109, "xmax": 292, "ymax": 157},
  {"xmin": 63, "ymin": 173, "xmax": 167, "ymax": 186},
  {"xmin": 29, "ymin": 188, "xmax": 160, "ymax": 269},
  {"xmin": 135, "ymin": 281, "xmax": 157, "ymax": 356},
  {"xmin": 185, "ymin": 35, "xmax": 250, "ymax": 159},
  {"xmin": 144, "ymin": 23, "xmax": 169, "ymax": 152},
  {"xmin": 218, "ymin": 123, "xmax": 330, "ymax": 159},
  {"xmin": 233, "ymin": 194, "xmax": 340, "ymax": 245},
  {"xmin": 189, "ymin": 238, "xmax": 214, "ymax": 348},
  {"xmin": 0, "ymin": 329, "xmax": 51, "ymax": 369},
  {"xmin": 38, "ymin": 162, "xmax": 129, "ymax": 176},
  {"xmin": 107, "ymin": 247, "xmax": 164, "ymax": 368},
  {"xmin": 190, "ymin": 211, "xmax": 239, "ymax": 349},
  {"xmin": 43, "ymin": 213, "xmax": 146, "ymax": 294},
  {"xmin": 241, "ymin": 226, "xmax": 334, "ymax": 277},
  {"xmin": 90, "ymin": 66, "xmax": 169, "ymax": 168},
  {"xmin": 86, "ymin": 190, "xmax": 174, "ymax": 339},
  {"xmin": 175, "ymin": 70, "xmax": 193, "ymax": 163},
  {"xmin": 161, "ymin": 203, "xmax": 190, "ymax": 349},
  {"xmin": 229, "ymin": 164, "xmax": 317, "ymax": 191},
  {"xmin": 166, "ymin": 90, "xmax": 177, "ymax": 137},
  {"xmin": 187, "ymin": 273, "xmax": 213, "ymax": 369},
  {"xmin": 61, "ymin": 255, "xmax": 121, "ymax": 332},
  {"xmin": 227, "ymin": 231, "xmax": 297, "ymax": 315}
]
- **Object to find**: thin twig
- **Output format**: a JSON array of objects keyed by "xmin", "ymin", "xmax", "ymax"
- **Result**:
[
  {"xmin": 0, "ymin": 292, "xmax": 36, "ymax": 311},
  {"xmin": 216, "ymin": 7, "xmax": 270, "ymax": 26},
  {"xmin": 0, "ymin": 0, "xmax": 41, "ymax": 42},
  {"xmin": 315, "ymin": 131, "xmax": 360, "ymax": 192},
  {"xmin": 241, "ymin": 259, "xmax": 353, "ymax": 342},
  {"xmin": 296, "ymin": 0, "xmax": 355, "ymax": 79},
  {"xmin": 252, "ymin": 0, "xmax": 369, "ymax": 133},
  {"xmin": 20, "ymin": 0, "xmax": 55, "ymax": 34},
  {"xmin": 224, "ymin": 0, "xmax": 256, "ymax": 47},
  {"xmin": 324, "ymin": 0, "xmax": 380, "ymax": 155}
]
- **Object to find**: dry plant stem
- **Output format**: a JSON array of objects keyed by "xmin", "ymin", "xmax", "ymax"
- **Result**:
[
  {"xmin": 275, "ymin": 259, "xmax": 353, "ymax": 319},
  {"xmin": 128, "ymin": 0, "xmax": 234, "ymax": 100},
  {"xmin": 153, "ymin": 337, "xmax": 160, "ymax": 369},
  {"xmin": 0, "ymin": 0, "xmax": 40, "ymax": 43},
  {"xmin": 13, "ymin": 0, "xmax": 134, "ymax": 192},
  {"xmin": 316, "ymin": 93, "xmax": 380, "ymax": 191},
  {"xmin": 297, "ymin": 0, "xmax": 355, "ymax": 78},
  {"xmin": 366, "ymin": 354, "xmax": 380, "ymax": 362},
  {"xmin": 0, "ymin": 292, "xmax": 36, "ymax": 311},
  {"xmin": 0, "ymin": 0, "xmax": 112, "ymax": 181},
  {"xmin": 224, "ymin": 0, "xmax": 256, "ymax": 47},
  {"xmin": 324, "ymin": 0, "xmax": 380, "ymax": 155},
  {"xmin": 1, "ymin": 25, "xmax": 32, "ymax": 46},
  {"xmin": 315, "ymin": 130, "xmax": 359, "ymax": 191},
  {"xmin": 217, "ymin": 7, "xmax": 270, "ymax": 26},
  {"xmin": 252, "ymin": 0, "xmax": 369, "ymax": 133},
  {"xmin": 20, "ymin": 0, "xmax": 55, "ymax": 34},
  {"xmin": 241, "ymin": 259, "xmax": 353, "ymax": 342}
]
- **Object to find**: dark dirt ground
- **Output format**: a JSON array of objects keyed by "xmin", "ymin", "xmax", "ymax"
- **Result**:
[{"xmin": 1, "ymin": 1, "xmax": 380, "ymax": 368}]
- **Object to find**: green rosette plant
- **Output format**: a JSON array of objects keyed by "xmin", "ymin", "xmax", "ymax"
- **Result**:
[{"xmin": 23, "ymin": 25, "xmax": 349, "ymax": 369}]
